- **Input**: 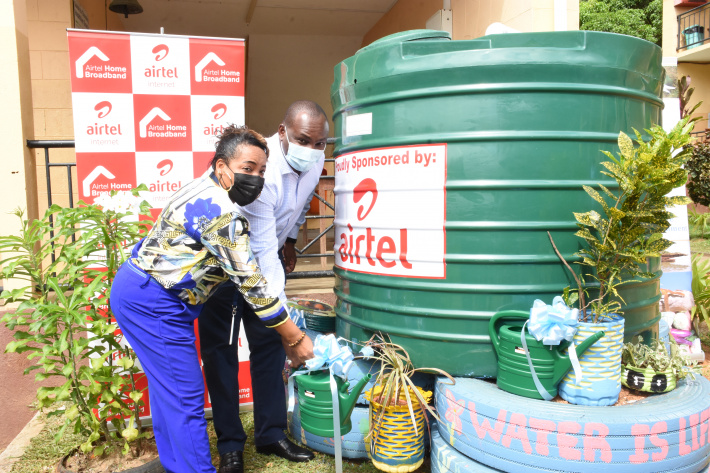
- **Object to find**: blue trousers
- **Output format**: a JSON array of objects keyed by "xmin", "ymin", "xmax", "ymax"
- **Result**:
[
  {"xmin": 198, "ymin": 284, "xmax": 287, "ymax": 455},
  {"xmin": 110, "ymin": 260, "xmax": 214, "ymax": 473}
]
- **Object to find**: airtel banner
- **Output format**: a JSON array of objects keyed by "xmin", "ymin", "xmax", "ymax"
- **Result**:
[
  {"xmin": 68, "ymin": 30, "xmax": 245, "ymax": 205},
  {"xmin": 334, "ymin": 144, "xmax": 447, "ymax": 278},
  {"xmin": 68, "ymin": 30, "xmax": 250, "ymax": 421}
]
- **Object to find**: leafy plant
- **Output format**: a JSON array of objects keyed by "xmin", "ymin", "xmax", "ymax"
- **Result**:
[
  {"xmin": 0, "ymin": 187, "xmax": 152, "ymax": 456},
  {"xmin": 622, "ymin": 335, "xmax": 700, "ymax": 380},
  {"xmin": 551, "ymin": 112, "xmax": 698, "ymax": 323},
  {"xmin": 580, "ymin": 0, "xmax": 661, "ymax": 46},
  {"xmin": 687, "ymin": 140, "xmax": 710, "ymax": 208},
  {"xmin": 678, "ymin": 75, "xmax": 695, "ymax": 120},
  {"xmin": 360, "ymin": 334, "xmax": 453, "ymax": 443},
  {"xmin": 689, "ymin": 208, "xmax": 710, "ymax": 238},
  {"xmin": 691, "ymin": 255, "xmax": 710, "ymax": 341}
]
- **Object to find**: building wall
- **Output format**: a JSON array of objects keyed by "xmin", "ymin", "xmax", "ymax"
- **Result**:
[
  {"xmin": 28, "ymin": 0, "xmax": 124, "ymax": 212},
  {"xmin": 662, "ymin": 0, "xmax": 681, "ymax": 58},
  {"xmin": 452, "ymin": 0, "xmax": 579, "ymax": 39},
  {"xmin": 361, "ymin": 0, "xmax": 443, "ymax": 47},
  {"xmin": 245, "ymin": 34, "xmax": 361, "ymax": 137},
  {"xmin": 663, "ymin": 0, "xmax": 710, "ymax": 130},
  {"xmin": 677, "ymin": 63, "xmax": 710, "ymax": 130},
  {"xmin": 1, "ymin": 0, "xmax": 38, "ymax": 292}
]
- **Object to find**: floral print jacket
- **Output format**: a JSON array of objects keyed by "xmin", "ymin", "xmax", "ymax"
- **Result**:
[{"xmin": 132, "ymin": 170, "xmax": 286, "ymax": 328}]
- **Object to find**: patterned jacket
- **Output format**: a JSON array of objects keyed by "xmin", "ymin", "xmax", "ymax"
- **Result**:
[{"xmin": 131, "ymin": 169, "xmax": 287, "ymax": 327}]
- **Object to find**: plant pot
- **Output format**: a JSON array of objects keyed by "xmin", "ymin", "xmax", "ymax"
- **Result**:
[
  {"xmin": 558, "ymin": 313, "xmax": 625, "ymax": 406},
  {"xmin": 365, "ymin": 386, "xmax": 431, "ymax": 473},
  {"xmin": 622, "ymin": 364, "xmax": 677, "ymax": 393}
]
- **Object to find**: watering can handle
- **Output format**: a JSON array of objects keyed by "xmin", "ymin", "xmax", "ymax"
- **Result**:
[{"xmin": 488, "ymin": 310, "xmax": 530, "ymax": 359}]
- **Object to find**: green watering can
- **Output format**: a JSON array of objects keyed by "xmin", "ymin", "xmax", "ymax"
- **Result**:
[
  {"xmin": 296, "ymin": 370, "xmax": 372, "ymax": 437},
  {"xmin": 489, "ymin": 310, "xmax": 604, "ymax": 400}
]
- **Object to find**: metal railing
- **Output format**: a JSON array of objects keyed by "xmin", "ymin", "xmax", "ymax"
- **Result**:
[
  {"xmin": 27, "ymin": 139, "xmax": 335, "ymax": 279},
  {"xmin": 678, "ymin": 2, "xmax": 710, "ymax": 51}
]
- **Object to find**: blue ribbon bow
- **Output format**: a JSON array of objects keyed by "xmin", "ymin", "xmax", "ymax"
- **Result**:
[
  {"xmin": 528, "ymin": 296, "xmax": 579, "ymax": 345},
  {"xmin": 526, "ymin": 296, "xmax": 583, "ymax": 394},
  {"xmin": 305, "ymin": 334, "xmax": 357, "ymax": 378}
]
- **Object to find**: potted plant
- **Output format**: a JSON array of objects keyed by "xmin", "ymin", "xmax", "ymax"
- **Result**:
[
  {"xmin": 550, "ymin": 111, "xmax": 698, "ymax": 405},
  {"xmin": 622, "ymin": 335, "xmax": 700, "ymax": 393},
  {"xmin": 0, "ymin": 187, "xmax": 155, "ymax": 466},
  {"xmin": 361, "ymin": 334, "xmax": 454, "ymax": 473}
]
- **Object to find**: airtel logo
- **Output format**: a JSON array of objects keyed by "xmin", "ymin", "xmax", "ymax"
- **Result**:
[
  {"xmin": 94, "ymin": 101, "xmax": 112, "ymax": 118},
  {"xmin": 152, "ymin": 44, "xmax": 169, "ymax": 61},
  {"xmin": 211, "ymin": 103, "xmax": 227, "ymax": 119},
  {"xmin": 157, "ymin": 159, "xmax": 173, "ymax": 176},
  {"xmin": 195, "ymin": 52, "xmax": 224, "ymax": 82},
  {"xmin": 353, "ymin": 178, "xmax": 377, "ymax": 221}
]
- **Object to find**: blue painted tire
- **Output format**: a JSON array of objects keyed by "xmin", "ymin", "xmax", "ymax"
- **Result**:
[
  {"xmin": 435, "ymin": 376, "xmax": 710, "ymax": 473},
  {"xmin": 431, "ymin": 426, "xmax": 503, "ymax": 473},
  {"xmin": 431, "ymin": 424, "xmax": 710, "ymax": 473},
  {"xmin": 288, "ymin": 397, "xmax": 370, "ymax": 459}
]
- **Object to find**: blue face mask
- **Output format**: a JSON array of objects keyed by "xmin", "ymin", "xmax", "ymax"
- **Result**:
[{"xmin": 283, "ymin": 128, "xmax": 325, "ymax": 173}]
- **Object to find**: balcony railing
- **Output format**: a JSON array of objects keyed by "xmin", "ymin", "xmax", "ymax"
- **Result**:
[{"xmin": 678, "ymin": 2, "xmax": 710, "ymax": 51}]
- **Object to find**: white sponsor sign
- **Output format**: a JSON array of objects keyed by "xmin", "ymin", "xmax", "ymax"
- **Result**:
[
  {"xmin": 334, "ymin": 144, "xmax": 447, "ymax": 278},
  {"xmin": 190, "ymin": 95, "xmax": 245, "ymax": 152},
  {"xmin": 72, "ymin": 92, "xmax": 135, "ymax": 153},
  {"xmin": 130, "ymin": 36, "xmax": 191, "ymax": 95},
  {"xmin": 135, "ymin": 152, "xmax": 194, "ymax": 208}
]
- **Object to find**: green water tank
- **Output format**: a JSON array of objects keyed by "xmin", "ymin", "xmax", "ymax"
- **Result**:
[{"xmin": 331, "ymin": 30, "xmax": 664, "ymax": 377}]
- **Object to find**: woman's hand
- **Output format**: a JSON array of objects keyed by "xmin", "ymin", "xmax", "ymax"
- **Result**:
[{"xmin": 284, "ymin": 334, "xmax": 314, "ymax": 369}]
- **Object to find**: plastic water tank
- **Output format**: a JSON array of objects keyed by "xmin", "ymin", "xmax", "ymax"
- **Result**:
[{"xmin": 331, "ymin": 30, "xmax": 664, "ymax": 376}]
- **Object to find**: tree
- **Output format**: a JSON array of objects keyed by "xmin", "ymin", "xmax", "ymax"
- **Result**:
[{"xmin": 580, "ymin": 0, "xmax": 662, "ymax": 47}]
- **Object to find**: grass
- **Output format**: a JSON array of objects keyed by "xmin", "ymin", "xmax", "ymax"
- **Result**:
[
  {"xmin": 8, "ymin": 411, "xmax": 85, "ymax": 473},
  {"xmin": 9, "ymin": 408, "xmax": 427, "ymax": 473},
  {"xmin": 689, "ymin": 223, "xmax": 710, "ymax": 256},
  {"xmin": 691, "ymin": 236, "xmax": 710, "ymax": 256}
]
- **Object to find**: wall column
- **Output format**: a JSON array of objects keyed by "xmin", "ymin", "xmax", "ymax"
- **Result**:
[{"xmin": 0, "ymin": 0, "xmax": 38, "ymax": 292}]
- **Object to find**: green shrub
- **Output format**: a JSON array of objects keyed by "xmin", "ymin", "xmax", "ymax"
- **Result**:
[
  {"xmin": 0, "ymin": 187, "xmax": 152, "ymax": 456},
  {"xmin": 687, "ymin": 140, "xmax": 710, "ymax": 207}
]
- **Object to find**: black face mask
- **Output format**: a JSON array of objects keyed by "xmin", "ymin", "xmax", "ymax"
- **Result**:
[{"xmin": 227, "ymin": 172, "xmax": 265, "ymax": 206}]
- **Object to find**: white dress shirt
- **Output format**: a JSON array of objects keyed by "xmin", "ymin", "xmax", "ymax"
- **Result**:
[{"xmin": 238, "ymin": 133, "xmax": 325, "ymax": 300}]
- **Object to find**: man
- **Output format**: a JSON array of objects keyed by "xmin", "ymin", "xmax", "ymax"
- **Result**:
[{"xmin": 198, "ymin": 101, "xmax": 329, "ymax": 473}]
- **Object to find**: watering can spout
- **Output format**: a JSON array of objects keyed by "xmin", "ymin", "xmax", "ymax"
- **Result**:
[
  {"xmin": 552, "ymin": 330, "xmax": 605, "ymax": 385},
  {"xmin": 338, "ymin": 374, "xmax": 372, "ymax": 424}
]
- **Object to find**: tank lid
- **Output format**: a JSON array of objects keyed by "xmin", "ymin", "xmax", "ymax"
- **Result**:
[{"xmin": 359, "ymin": 29, "xmax": 451, "ymax": 53}]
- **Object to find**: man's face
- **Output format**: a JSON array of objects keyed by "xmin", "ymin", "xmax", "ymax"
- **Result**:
[{"xmin": 278, "ymin": 112, "xmax": 329, "ymax": 155}]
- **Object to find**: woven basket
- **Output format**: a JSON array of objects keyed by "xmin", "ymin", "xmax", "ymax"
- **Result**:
[{"xmin": 364, "ymin": 386, "xmax": 432, "ymax": 473}]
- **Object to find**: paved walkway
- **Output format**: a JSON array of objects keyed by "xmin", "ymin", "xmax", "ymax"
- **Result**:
[{"xmin": 0, "ymin": 320, "xmax": 59, "ymax": 452}]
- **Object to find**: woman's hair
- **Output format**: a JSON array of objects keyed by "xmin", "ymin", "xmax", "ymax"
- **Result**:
[{"xmin": 210, "ymin": 125, "xmax": 269, "ymax": 170}]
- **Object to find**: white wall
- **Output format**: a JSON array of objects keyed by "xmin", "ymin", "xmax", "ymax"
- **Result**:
[{"xmin": 245, "ymin": 34, "xmax": 362, "ymax": 136}]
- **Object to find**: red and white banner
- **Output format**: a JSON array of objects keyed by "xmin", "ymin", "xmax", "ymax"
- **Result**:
[
  {"xmin": 68, "ymin": 29, "xmax": 245, "ymax": 205},
  {"xmin": 68, "ymin": 29, "xmax": 252, "ymax": 421},
  {"xmin": 334, "ymin": 144, "xmax": 447, "ymax": 278}
]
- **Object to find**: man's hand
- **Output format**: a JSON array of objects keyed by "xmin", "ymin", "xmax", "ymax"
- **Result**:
[
  {"xmin": 284, "ymin": 334, "xmax": 314, "ymax": 369},
  {"xmin": 283, "ymin": 240, "xmax": 297, "ymax": 274},
  {"xmin": 274, "ymin": 318, "xmax": 314, "ymax": 368}
]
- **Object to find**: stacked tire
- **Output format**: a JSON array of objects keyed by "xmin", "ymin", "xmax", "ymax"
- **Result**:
[{"xmin": 432, "ymin": 377, "xmax": 710, "ymax": 473}]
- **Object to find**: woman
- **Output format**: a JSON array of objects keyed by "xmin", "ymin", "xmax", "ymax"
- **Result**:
[{"xmin": 110, "ymin": 125, "xmax": 313, "ymax": 473}]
